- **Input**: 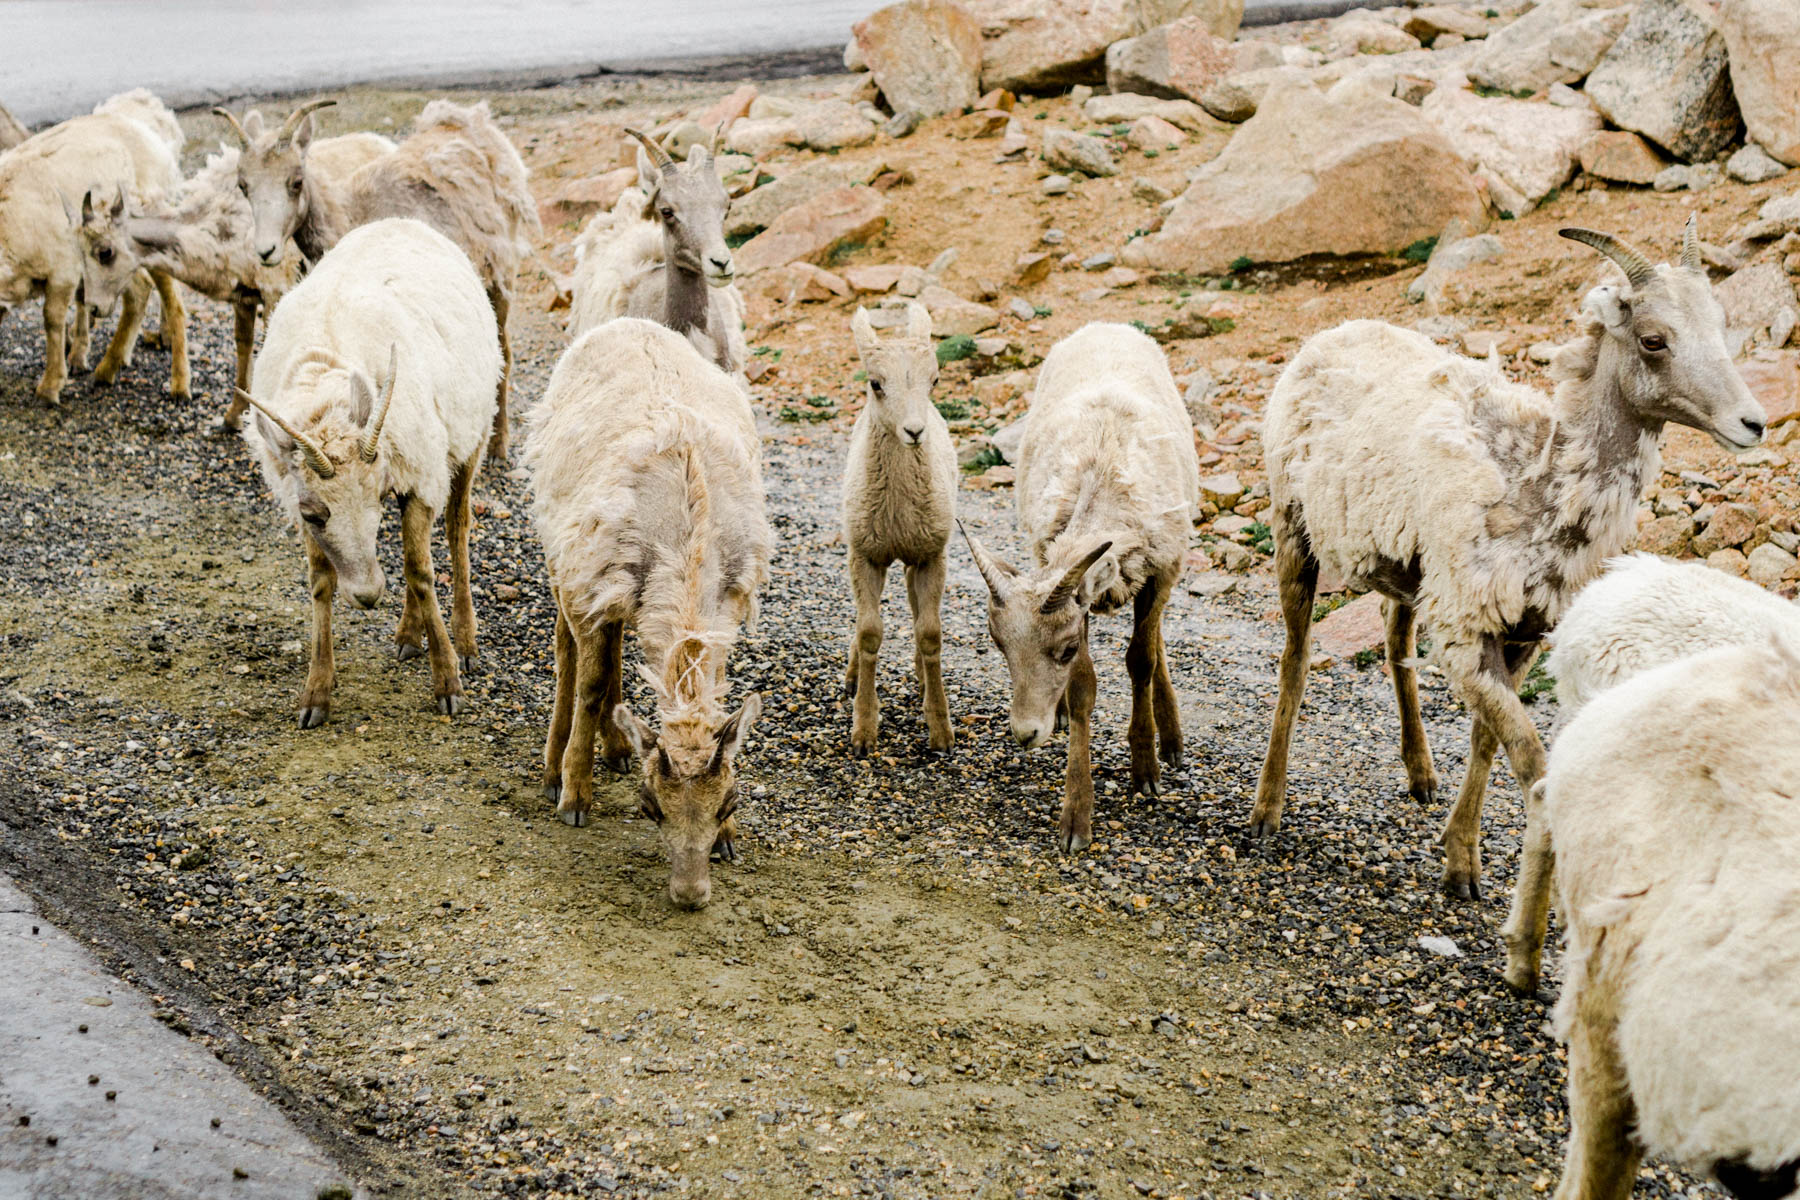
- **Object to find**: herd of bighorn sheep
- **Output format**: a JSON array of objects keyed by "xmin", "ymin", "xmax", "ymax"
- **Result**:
[{"xmin": 3, "ymin": 89, "xmax": 1796, "ymax": 1199}]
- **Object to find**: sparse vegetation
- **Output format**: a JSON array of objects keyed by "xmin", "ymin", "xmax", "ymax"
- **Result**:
[
  {"xmin": 1402, "ymin": 236, "xmax": 1438, "ymax": 263},
  {"xmin": 935, "ymin": 334, "xmax": 978, "ymax": 364}
]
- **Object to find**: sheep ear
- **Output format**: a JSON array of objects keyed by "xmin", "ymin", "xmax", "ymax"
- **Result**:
[
  {"xmin": 613, "ymin": 704, "xmax": 657, "ymax": 761},
  {"xmin": 109, "ymin": 189, "xmax": 125, "ymax": 219},
  {"xmin": 639, "ymin": 175, "xmax": 661, "ymax": 221},
  {"xmin": 81, "ymin": 189, "xmax": 98, "ymax": 226},
  {"xmin": 243, "ymin": 110, "xmax": 265, "ymax": 139},
  {"xmin": 347, "ymin": 371, "xmax": 374, "ymax": 425},
  {"xmin": 1581, "ymin": 284, "xmax": 1631, "ymax": 332},
  {"xmin": 292, "ymin": 114, "xmax": 315, "ymax": 154},
  {"xmin": 255, "ymin": 409, "xmax": 293, "ymax": 457},
  {"xmin": 708, "ymin": 692, "xmax": 762, "ymax": 773},
  {"xmin": 851, "ymin": 307, "xmax": 877, "ymax": 354},
  {"xmin": 1043, "ymin": 540, "xmax": 1114, "ymax": 613},
  {"xmin": 903, "ymin": 301, "xmax": 932, "ymax": 340}
]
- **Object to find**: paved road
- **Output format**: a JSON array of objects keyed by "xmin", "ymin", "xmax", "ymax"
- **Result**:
[
  {"xmin": 0, "ymin": 877, "xmax": 358, "ymax": 1200},
  {"xmin": 1, "ymin": 0, "xmax": 1359, "ymax": 128}
]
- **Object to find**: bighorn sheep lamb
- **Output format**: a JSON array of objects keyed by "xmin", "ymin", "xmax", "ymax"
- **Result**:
[
  {"xmin": 230, "ymin": 97, "xmax": 536, "ymax": 457},
  {"xmin": 566, "ymin": 130, "xmax": 747, "ymax": 375},
  {"xmin": 527, "ymin": 317, "xmax": 771, "ymax": 910},
  {"xmin": 0, "ymin": 88, "xmax": 188, "ymax": 405},
  {"xmin": 965, "ymin": 323, "xmax": 1200, "ymax": 853},
  {"xmin": 1502, "ymin": 552, "xmax": 1800, "ymax": 994},
  {"xmin": 243, "ymin": 218, "xmax": 500, "ymax": 728},
  {"xmin": 1251, "ymin": 219, "xmax": 1767, "ymax": 913},
  {"xmin": 1537, "ymin": 636, "xmax": 1800, "ymax": 1200},
  {"xmin": 843, "ymin": 302, "xmax": 956, "ymax": 755},
  {"xmin": 0, "ymin": 101, "xmax": 27, "ymax": 151},
  {"xmin": 82, "ymin": 119, "xmax": 394, "ymax": 428}
]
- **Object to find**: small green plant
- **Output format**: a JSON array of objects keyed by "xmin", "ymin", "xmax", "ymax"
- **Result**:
[
  {"xmin": 962, "ymin": 446, "xmax": 1005, "ymax": 473},
  {"xmin": 753, "ymin": 345, "xmax": 783, "ymax": 361},
  {"xmin": 1143, "ymin": 148, "xmax": 1159, "ymax": 158},
  {"xmin": 934, "ymin": 396, "xmax": 972, "ymax": 420},
  {"xmin": 1351, "ymin": 648, "xmax": 1381, "ymax": 669},
  {"xmin": 828, "ymin": 239, "xmax": 867, "ymax": 265},
  {"xmin": 1498, "ymin": 209, "xmax": 1516, "ymax": 221},
  {"xmin": 1401, "ymin": 236, "xmax": 1438, "ymax": 263},
  {"xmin": 1033, "ymin": 304, "xmax": 1053, "ymax": 318},
  {"xmin": 778, "ymin": 395, "xmax": 837, "ymax": 424},
  {"xmin": 852, "ymin": 369, "xmax": 867, "ymax": 382},
  {"xmin": 1483, "ymin": 7, "xmax": 1498, "ymax": 16},
  {"xmin": 1245, "ymin": 521, "xmax": 1273, "ymax": 555},
  {"xmin": 1229, "ymin": 255, "xmax": 1255, "ymax": 274},
  {"xmin": 1473, "ymin": 83, "xmax": 1534, "ymax": 100},
  {"xmin": 1034, "ymin": 111, "xmax": 1048, "ymax": 120},
  {"xmin": 1130, "ymin": 319, "xmax": 1155, "ymax": 335},
  {"xmin": 726, "ymin": 230, "xmax": 760, "ymax": 249},
  {"xmin": 1519, "ymin": 657, "xmax": 1556, "ymax": 704},
  {"xmin": 1312, "ymin": 593, "xmax": 1350, "ymax": 623},
  {"xmin": 1543, "ymin": 185, "xmax": 1562, "ymax": 205},
  {"xmin": 936, "ymin": 334, "xmax": 978, "ymax": 364}
]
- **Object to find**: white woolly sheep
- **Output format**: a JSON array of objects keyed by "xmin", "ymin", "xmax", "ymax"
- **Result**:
[
  {"xmin": 566, "ymin": 130, "xmax": 747, "ymax": 375},
  {"xmin": 242, "ymin": 218, "xmax": 500, "ymax": 728},
  {"xmin": 964, "ymin": 322, "xmax": 1200, "ymax": 853},
  {"xmin": 228, "ymin": 97, "xmax": 537, "ymax": 458},
  {"xmin": 1501, "ymin": 551, "xmax": 1800, "ymax": 994},
  {"xmin": 528, "ymin": 317, "xmax": 771, "ymax": 909},
  {"xmin": 0, "ymin": 88, "xmax": 188, "ymax": 405},
  {"xmin": 1537, "ymin": 635, "xmax": 1800, "ymax": 1200},
  {"xmin": 1251, "ymin": 219, "xmax": 1767, "ymax": 931},
  {"xmin": 843, "ymin": 301, "xmax": 957, "ymax": 755}
]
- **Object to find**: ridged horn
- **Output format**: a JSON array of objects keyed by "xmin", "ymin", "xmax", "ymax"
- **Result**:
[
  {"xmin": 1042, "ymin": 540, "xmax": 1113, "ymax": 613},
  {"xmin": 211, "ymin": 106, "xmax": 250, "ymax": 150},
  {"xmin": 1560, "ymin": 227, "xmax": 1656, "ymax": 289},
  {"xmin": 278, "ymin": 98, "xmax": 336, "ymax": 144},
  {"xmin": 236, "ymin": 389, "xmax": 335, "ymax": 478},
  {"xmin": 1681, "ymin": 213, "xmax": 1703, "ymax": 273},
  {"xmin": 624, "ymin": 126, "xmax": 676, "ymax": 172},
  {"xmin": 958, "ymin": 520, "xmax": 1013, "ymax": 599},
  {"xmin": 358, "ymin": 345, "xmax": 398, "ymax": 463}
]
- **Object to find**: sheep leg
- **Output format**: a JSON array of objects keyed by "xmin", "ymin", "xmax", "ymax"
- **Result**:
[
  {"xmin": 1502, "ymin": 780, "xmax": 1555, "ymax": 995},
  {"xmin": 1441, "ymin": 638, "xmax": 1545, "ymax": 900},
  {"xmin": 905, "ymin": 554, "xmax": 952, "ymax": 754},
  {"xmin": 1059, "ymin": 619, "xmax": 1098, "ymax": 854},
  {"xmin": 847, "ymin": 554, "xmax": 887, "ymax": 755},
  {"xmin": 1126, "ymin": 572, "xmax": 1171, "ymax": 795},
  {"xmin": 1553, "ymin": 1008, "xmax": 1641, "ymax": 1200},
  {"xmin": 445, "ymin": 456, "xmax": 479, "ymax": 674},
  {"xmin": 486, "ymin": 283, "xmax": 511, "ymax": 461},
  {"xmin": 297, "ymin": 530, "xmax": 337, "ymax": 729},
  {"xmin": 400, "ymin": 493, "xmax": 463, "ymax": 717},
  {"xmin": 1384, "ymin": 597, "xmax": 1438, "ymax": 802},
  {"xmin": 1250, "ymin": 540, "xmax": 1320, "ymax": 836},
  {"xmin": 221, "ymin": 299, "xmax": 257, "ymax": 430},
  {"xmin": 558, "ymin": 619, "xmax": 606, "ymax": 827},
  {"xmin": 596, "ymin": 619, "xmax": 631, "ymax": 772},
  {"xmin": 543, "ymin": 589, "xmax": 576, "ymax": 803},
  {"xmin": 1150, "ymin": 571, "xmax": 1182, "ymax": 768},
  {"xmin": 68, "ymin": 291, "xmax": 94, "ymax": 374},
  {"xmin": 93, "ymin": 273, "xmax": 152, "ymax": 383},
  {"xmin": 37, "ymin": 280, "xmax": 75, "ymax": 406},
  {"xmin": 151, "ymin": 270, "xmax": 189, "ymax": 399}
]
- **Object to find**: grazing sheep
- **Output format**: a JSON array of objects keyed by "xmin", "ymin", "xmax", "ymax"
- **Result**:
[
  {"xmin": 1250, "ymin": 219, "xmax": 1767, "ymax": 922},
  {"xmin": 243, "ymin": 218, "xmax": 500, "ymax": 728},
  {"xmin": 964, "ymin": 323, "xmax": 1199, "ymax": 852},
  {"xmin": 1501, "ymin": 552, "xmax": 1800, "ymax": 994},
  {"xmin": 1538, "ymin": 636, "xmax": 1800, "ymax": 1200},
  {"xmin": 842, "ymin": 302, "xmax": 956, "ymax": 755},
  {"xmin": 527, "ymin": 317, "xmax": 771, "ymax": 910},
  {"xmin": 0, "ymin": 88, "xmax": 188, "ymax": 405},
  {"xmin": 566, "ymin": 130, "xmax": 747, "ymax": 375},
  {"xmin": 0, "ymin": 101, "xmax": 27, "ymax": 151},
  {"xmin": 228, "ymin": 97, "xmax": 537, "ymax": 458}
]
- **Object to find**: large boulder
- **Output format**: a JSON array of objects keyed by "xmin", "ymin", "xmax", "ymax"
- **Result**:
[
  {"xmin": 1719, "ymin": 0, "xmax": 1800, "ymax": 167},
  {"xmin": 1199, "ymin": 64, "xmax": 1314, "ymax": 122},
  {"xmin": 851, "ymin": 0, "xmax": 984, "ymax": 120},
  {"xmin": 1084, "ymin": 93, "xmax": 1226, "ymax": 134},
  {"xmin": 1105, "ymin": 15, "xmax": 1235, "ymax": 102},
  {"xmin": 726, "ymin": 160, "xmax": 886, "ymax": 239},
  {"xmin": 794, "ymin": 101, "xmax": 878, "ymax": 151},
  {"xmin": 1122, "ymin": 82, "xmax": 1485, "ymax": 275},
  {"xmin": 967, "ymin": 0, "xmax": 1244, "ymax": 92},
  {"xmin": 736, "ymin": 186, "xmax": 889, "ymax": 276},
  {"xmin": 1422, "ymin": 86, "xmax": 1600, "ymax": 216},
  {"xmin": 1585, "ymin": 0, "xmax": 1741, "ymax": 163},
  {"xmin": 1468, "ymin": 0, "xmax": 1630, "ymax": 96},
  {"xmin": 1579, "ymin": 130, "xmax": 1671, "ymax": 184}
]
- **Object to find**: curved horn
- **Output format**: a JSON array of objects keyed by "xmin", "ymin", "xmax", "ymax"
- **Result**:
[
  {"xmin": 211, "ymin": 106, "xmax": 250, "ymax": 149},
  {"xmin": 278, "ymin": 98, "xmax": 337, "ymax": 144},
  {"xmin": 624, "ymin": 126, "xmax": 675, "ymax": 172},
  {"xmin": 1042, "ymin": 540, "xmax": 1113, "ymax": 614},
  {"xmin": 358, "ymin": 345, "xmax": 399, "ymax": 463},
  {"xmin": 1681, "ymin": 213, "xmax": 1703, "ymax": 273},
  {"xmin": 236, "ymin": 388, "xmax": 335, "ymax": 478},
  {"xmin": 958, "ymin": 521, "xmax": 1014, "ymax": 599},
  {"xmin": 1560, "ymin": 227, "xmax": 1656, "ymax": 289}
]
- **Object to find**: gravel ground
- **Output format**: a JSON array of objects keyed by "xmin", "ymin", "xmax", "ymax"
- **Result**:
[{"xmin": 0, "ymin": 120, "xmax": 1733, "ymax": 1200}]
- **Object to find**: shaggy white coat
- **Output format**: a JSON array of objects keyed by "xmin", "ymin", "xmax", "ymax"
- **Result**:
[
  {"xmin": 1015, "ymin": 322, "xmax": 1199, "ymax": 610},
  {"xmin": 1546, "ymin": 636, "xmax": 1800, "ymax": 1180},
  {"xmin": 0, "ymin": 101, "xmax": 26, "ymax": 151},
  {"xmin": 1548, "ymin": 552, "xmax": 1800, "ymax": 712},
  {"xmin": 245, "ymin": 218, "xmax": 500, "ymax": 518}
]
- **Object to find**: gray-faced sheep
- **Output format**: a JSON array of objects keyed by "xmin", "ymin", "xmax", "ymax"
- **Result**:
[
  {"xmin": 1251, "ymin": 220, "xmax": 1766, "ymax": 916},
  {"xmin": 965, "ymin": 322, "xmax": 1200, "ymax": 853},
  {"xmin": 242, "ymin": 218, "xmax": 500, "ymax": 728}
]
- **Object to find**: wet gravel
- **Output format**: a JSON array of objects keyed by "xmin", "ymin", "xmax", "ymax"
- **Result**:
[{"xmin": 0, "ymin": 260, "xmax": 1732, "ymax": 1200}]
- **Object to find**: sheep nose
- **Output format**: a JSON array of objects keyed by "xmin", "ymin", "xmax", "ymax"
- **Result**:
[
  {"xmin": 1742, "ymin": 417, "xmax": 1766, "ymax": 442},
  {"xmin": 902, "ymin": 424, "xmax": 925, "ymax": 444},
  {"xmin": 708, "ymin": 254, "xmax": 733, "ymax": 277},
  {"xmin": 257, "ymin": 245, "xmax": 280, "ymax": 265},
  {"xmin": 1011, "ymin": 724, "xmax": 1046, "ymax": 750},
  {"xmin": 669, "ymin": 879, "xmax": 711, "ymax": 910}
]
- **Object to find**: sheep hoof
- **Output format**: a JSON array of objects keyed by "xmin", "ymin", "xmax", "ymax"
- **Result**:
[
  {"xmin": 1058, "ymin": 826, "xmax": 1092, "ymax": 855},
  {"xmin": 542, "ymin": 780, "xmax": 561, "ymax": 803},
  {"xmin": 1502, "ymin": 963, "xmax": 1541, "ymax": 997},
  {"xmin": 843, "ymin": 674, "xmax": 857, "ymax": 699},
  {"xmin": 1161, "ymin": 747, "xmax": 1183, "ymax": 769},
  {"xmin": 712, "ymin": 835, "xmax": 737, "ymax": 863},
  {"xmin": 459, "ymin": 652, "xmax": 480, "ymax": 675},
  {"xmin": 1246, "ymin": 813, "xmax": 1282, "ymax": 839},
  {"xmin": 1132, "ymin": 774, "xmax": 1162, "ymax": 797},
  {"xmin": 1408, "ymin": 782, "xmax": 1437, "ymax": 803},
  {"xmin": 557, "ymin": 805, "xmax": 588, "ymax": 828},
  {"xmin": 437, "ymin": 693, "xmax": 464, "ymax": 717},
  {"xmin": 1441, "ymin": 872, "xmax": 1482, "ymax": 902},
  {"xmin": 297, "ymin": 706, "xmax": 329, "ymax": 730},
  {"xmin": 396, "ymin": 642, "xmax": 425, "ymax": 662}
]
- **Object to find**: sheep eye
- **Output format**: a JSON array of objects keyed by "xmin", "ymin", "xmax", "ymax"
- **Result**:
[
  {"xmin": 289, "ymin": 176, "xmax": 303, "ymax": 194},
  {"xmin": 95, "ymin": 247, "xmax": 115, "ymax": 265},
  {"xmin": 1639, "ymin": 334, "xmax": 1667, "ymax": 353},
  {"xmin": 868, "ymin": 380, "xmax": 884, "ymax": 398},
  {"xmin": 717, "ymin": 786, "xmax": 738, "ymax": 822},
  {"xmin": 659, "ymin": 207, "xmax": 675, "ymax": 221},
  {"xmin": 1054, "ymin": 643, "xmax": 1078, "ymax": 665},
  {"xmin": 302, "ymin": 511, "xmax": 327, "ymax": 528},
  {"xmin": 238, "ymin": 178, "xmax": 250, "ymax": 196}
]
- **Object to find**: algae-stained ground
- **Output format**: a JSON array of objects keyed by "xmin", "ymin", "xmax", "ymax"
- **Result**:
[{"xmin": 0, "ymin": 69, "xmax": 1760, "ymax": 1200}]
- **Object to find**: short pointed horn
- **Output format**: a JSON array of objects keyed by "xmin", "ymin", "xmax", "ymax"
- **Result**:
[
  {"xmin": 236, "ymin": 388, "xmax": 335, "ymax": 478},
  {"xmin": 358, "ymin": 345, "xmax": 398, "ymax": 463},
  {"xmin": 624, "ymin": 126, "xmax": 676, "ymax": 172},
  {"xmin": 1681, "ymin": 213, "xmax": 1702, "ymax": 273},
  {"xmin": 211, "ymin": 106, "xmax": 250, "ymax": 150},
  {"xmin": 1560, "ymin": 227, "xmax": 1656, "ymax": 289},
  {"xmin": 278, "ymin": 98, "xmax": 336, "ymax": 144},
  {"xmin": 958, "ymin": 520, "xmax": 1014, "ymax": 598},
  {"xmin": 1042, "ymin": 540, "xmax": 1113, "ymax": 614}
]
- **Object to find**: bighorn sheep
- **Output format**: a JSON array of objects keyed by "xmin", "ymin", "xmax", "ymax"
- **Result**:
[
  {"xmin": 965, "ymin": 323, "xmax": 1200, "ymax": 852},
  {"xmin": 228, "ymin": 97, "xmax": 536, "ymax": 457},
  {"xmin": 527, "ymin": 317, "xmax": 771, "ymax": 910},
  {"xmin": 243, "ymin": 218, "xmax": 500, "ymax": 728},
  {"xmin": 843, "ymin": 302, "xmax": 956, "ymax": 755},
  {"xmin": 81, "ymin": 120, "xmax": 394, "ymax": 428},
  {"xmin": 1251, "ymin": 219, "xmax": 1767, "ymax": 918},
  {"xmin": 1536, "ymin": 636, "xmax": 1800, "ymax": 1200},
  {"xmin": 0, "ymin": 88, "xmax": 188, "ymax": 405},
  {"xmin": 1501, "ymin": 552, "xmax": 1800, "ymax": 995},
  {"xmin": 0, "ymin": 101, "xmax": 27, "ymax": 151},
  {"xmin": 566, "ymin": 129, "xmax": 747, "ymax": 375}
]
